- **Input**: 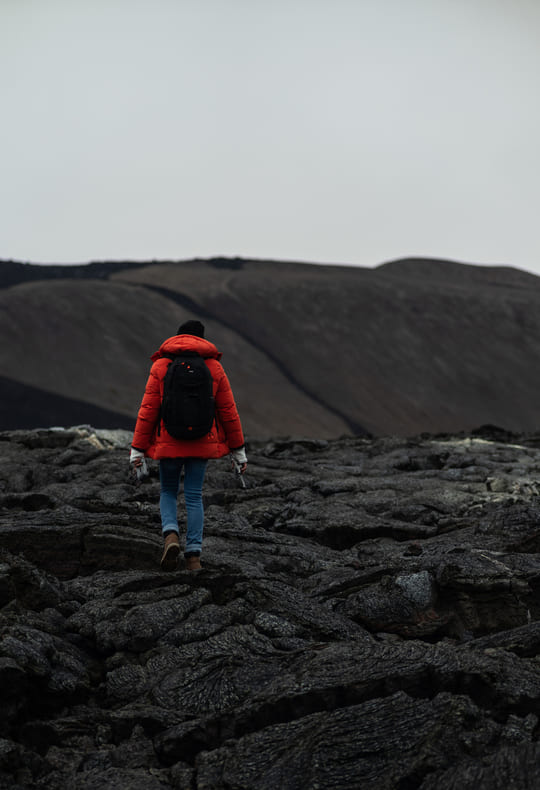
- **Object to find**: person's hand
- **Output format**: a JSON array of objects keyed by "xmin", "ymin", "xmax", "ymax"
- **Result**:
[
  {"xmin": 231, "ymin": 446, "xmax": 247, "ymax": 474},
  {"xmin": 130, "ymin": 448, "xmax": 145, "ymax": 468}
]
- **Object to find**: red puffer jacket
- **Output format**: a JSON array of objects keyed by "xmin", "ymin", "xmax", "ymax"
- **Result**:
[{"xmin": 132, "ymin": 335, "xmax": 244, "ymax": 459}]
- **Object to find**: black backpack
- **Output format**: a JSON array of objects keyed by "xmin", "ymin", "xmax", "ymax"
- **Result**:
[{"xmin": 161, "ymin": 352, "xmax": 215, "ymax": 439}]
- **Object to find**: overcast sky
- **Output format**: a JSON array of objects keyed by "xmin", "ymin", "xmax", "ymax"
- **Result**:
[{"xmin": 2, "ymin": 0, "xmax": 539, "ymax": 272}]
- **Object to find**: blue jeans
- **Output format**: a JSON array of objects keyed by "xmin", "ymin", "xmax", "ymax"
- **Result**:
[{"xmin": 159, "ymin": 458, "xmax": 208, "ymax": 555}]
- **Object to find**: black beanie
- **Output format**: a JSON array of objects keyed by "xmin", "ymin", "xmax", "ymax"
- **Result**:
[{"xmin": 177, "ymin": 320, "xmax": 205, "ymax": 338}]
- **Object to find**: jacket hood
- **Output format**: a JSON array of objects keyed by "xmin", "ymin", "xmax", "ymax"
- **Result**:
[{"xmin": 151, "ymin": 335, "xmax": 222, "ymax": 362}]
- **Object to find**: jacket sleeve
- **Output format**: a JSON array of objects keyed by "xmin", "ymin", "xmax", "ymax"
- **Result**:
[
  {"xmin": 214, "ymin": 366, "xmax": 245, "ymax": 450},
  {"xmin": 131, "ymin": 364, "xmax": 162, "ymax": 452}
]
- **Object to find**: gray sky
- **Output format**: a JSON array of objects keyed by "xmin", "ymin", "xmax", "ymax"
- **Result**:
[{"xmin": 2, "ymin": 0, "xmax": 539, "ymax": 272}]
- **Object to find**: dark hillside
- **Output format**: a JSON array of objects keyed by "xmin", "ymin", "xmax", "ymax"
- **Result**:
[
  {"xmin": 1, "ymin": 256, "xmax": 540, "ymax": 436},
  {"xmin": 377, "ymin": 257, "xmax": 540, "ymax": 289},
  {"xmin": 113, "ymin": 257, "xmax": 540, "ymax": 435},
  {"xmin": 0, "ymin": 375, "xmax": 134, "ymax": 430},
  {"xmin": 0, "ymin": 259, "xmax": 144, "ymax": 288}
]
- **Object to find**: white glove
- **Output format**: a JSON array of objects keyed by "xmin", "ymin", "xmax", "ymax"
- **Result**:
[
  {"xmin": 130, "ymin": 448, "xmax": 145, "ymax": 465},
  {"xmin": 231, "ymin": 446, "xmax": 247, "ymax": 488},
  {"xmin": 231, "ymin": 446, "xmax": 247, "ymax": 465},
  {"xmin": 130, "ymin": 448, "xmax": 148, "ymax": 481}
]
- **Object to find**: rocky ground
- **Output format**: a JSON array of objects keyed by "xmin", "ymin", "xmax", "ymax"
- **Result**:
[{"xmin": 0, "ymin": 426, "xmax": 539, "ymax": 789}]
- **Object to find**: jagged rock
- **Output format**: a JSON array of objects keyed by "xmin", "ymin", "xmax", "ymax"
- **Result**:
[
  {"xmin": 420, "ymin": 741, "xmax": 540, "ymax": 790},
  {"xmin": 0, "ymin": 427, "xmax": 539, "ymax": 788},
  {"xmin": 192, "ymin": 692, "xmax": 503, "ymax": 789}
]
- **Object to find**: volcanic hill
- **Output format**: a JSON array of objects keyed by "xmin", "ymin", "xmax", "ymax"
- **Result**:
[{"xmin": 1, "ymin": 256, "xmax": 539, "ymax": 437}]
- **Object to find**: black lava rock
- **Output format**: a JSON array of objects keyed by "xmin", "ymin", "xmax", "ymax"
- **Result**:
[{"xmin": 0, "ymin": 427, "xmax": 539, "ymax": 788}]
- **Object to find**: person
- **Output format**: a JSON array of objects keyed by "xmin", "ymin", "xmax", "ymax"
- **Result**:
[{"xmin": 130, "ymin": 320, "xmax": 247, "ymax": 571}]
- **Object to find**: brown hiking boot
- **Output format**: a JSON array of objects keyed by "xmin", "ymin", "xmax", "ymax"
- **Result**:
[
  {"xmin": 185, "ymin": 554, "xmax": 202, "ymax": 571},
  {"xmin": 160, "ymin": 532, "xmax": 180, "ymax": 571}
]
